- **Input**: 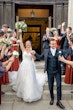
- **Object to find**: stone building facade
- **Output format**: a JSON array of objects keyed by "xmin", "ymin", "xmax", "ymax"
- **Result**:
[
  {"xmin": 0, "ymin": 0, "xmax": 68, "ymax": 53},
  {"xmin": 0, "ymin": 0, "xmax": 68, "ymax": 28}
]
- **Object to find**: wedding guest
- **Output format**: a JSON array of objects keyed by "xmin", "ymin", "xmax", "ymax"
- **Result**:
[
  {"xmin": 59, "ymin": 26, "xmax": 73, "ymax": 74},
  {"xmin": 61, "ymin": 36, "xmax": 73, "ymax": 84},
  {"xmin": 59, "ymin": 56, "xmax": 73, "ymax": 66},
  {"xmin": 2, "ymin": 24, "xmax": 9, "ymax": 33},
  {"xmin": 1, "ymin": 24, "xmax": 9, "ymax": 38},
  {"xmin": 42, "ymin": 27, "xmax": 53, "ymax": 49},
  {"xmin": 0, "ymin": 28, "xmax": 10, "ymax": 84},
  {"xmin": 53, "ymin": 30, "xmax": 62, "ymax": 49},
  {"xmin": 0, "ymin": 53, "xmax": 15, "ymax": 104},
  {"xmin": 0, "ymin": 41, "xmax": 15, "ymax": 97},
  {"xmin": 0, "ymin": 29, "xmax": 8, "ymax": 94},
  {"xmin": 42, "ymin": 27, "xmax": 54, "ymax": 70},
  {"xmin": 9, "ymin": 31, "xmax": 19, "ymax": 71}
]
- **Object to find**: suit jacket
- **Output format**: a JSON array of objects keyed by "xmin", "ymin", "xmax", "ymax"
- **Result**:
[{"xmin": 35, "ymin": 48, "xmax": 61, "ymax": 73}]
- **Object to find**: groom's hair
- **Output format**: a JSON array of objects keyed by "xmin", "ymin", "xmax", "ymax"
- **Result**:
[{"xmin": 49, "ymin": 39, "xmax": 56, "ymax": 43}]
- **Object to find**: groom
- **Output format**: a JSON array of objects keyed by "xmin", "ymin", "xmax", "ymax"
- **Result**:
[{"xmin": 34, "ymin": 39, "xmax": 65, "ymax": 109}]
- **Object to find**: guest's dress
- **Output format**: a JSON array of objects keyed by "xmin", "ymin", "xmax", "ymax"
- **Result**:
[
  {"xmin": 1, "ymin": 55, "xmax": 9, "ymax": 84},
  {"xmin": 10, "ymin": 40, "xmax": 19, "ymax": 71},
  {"xmin": 64, "ymin": 48, "xmax": 73, "ymax": 84},
  {"xmin": 0, "ymin": 60, "xmax": 7, "ymax": 90},
  {"xmin": 12, "ymin": 51, "xmax": 47, "ymax": 102},
  {"xmin": 56, "ymin": 39, "xmax": 60, "ymax": 49},
  {"xmin": 0, "ymin": 61, "xmax": 6, "ymax": 104},
  {"xmin": 9, "ymin": 39, "xmax": 19, "ymax": 83},
  {"xmin": 0, "ymin": 61, "xmax": 6, "ymax": 78}
]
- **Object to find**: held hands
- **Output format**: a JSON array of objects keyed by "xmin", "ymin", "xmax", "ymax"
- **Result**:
[
  {"xmin": 30, "ymin": 50, "xmax": 36, "ymax": 60},
  {"xmin": 30, "ymin": 50, "xmax": 36, "ymax": 55}
]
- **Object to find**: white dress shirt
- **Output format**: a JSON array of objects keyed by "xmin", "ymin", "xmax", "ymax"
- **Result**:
[{"xmin": 50, "ymin": 48, "xmax": 56, "ymax": 56}]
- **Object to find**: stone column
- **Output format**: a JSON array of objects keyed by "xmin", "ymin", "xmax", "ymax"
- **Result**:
[{"xmin": 68, "ymin": 0, "xmax": 73, "ymax": 29}]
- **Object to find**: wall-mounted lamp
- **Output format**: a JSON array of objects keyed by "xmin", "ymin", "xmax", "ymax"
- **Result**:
[{"xmin": 30, "ymin": 10, "xmax": 35, "ymax": 17}]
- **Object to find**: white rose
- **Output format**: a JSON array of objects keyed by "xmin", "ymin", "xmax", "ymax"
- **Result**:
[
  {"xmin": 16, "ymin": 40, "xmax": 21, "ymax": 44},
  {"xmin": 13, "ymin": 51, "xmax": 19, "ymax": 58},
  {"xmin": 58, "ymin": 51, "xmax": 62, "ymax": 54}
]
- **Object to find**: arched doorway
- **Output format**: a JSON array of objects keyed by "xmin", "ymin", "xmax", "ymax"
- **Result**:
[{"xmin": 15, "ymin": 5, "xmax": 53, "ymax": 53}]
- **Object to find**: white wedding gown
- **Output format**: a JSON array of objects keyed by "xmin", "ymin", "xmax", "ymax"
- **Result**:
[{"xmin": 11, "ymin": 51, "xmax": 47, "ymax": 102}]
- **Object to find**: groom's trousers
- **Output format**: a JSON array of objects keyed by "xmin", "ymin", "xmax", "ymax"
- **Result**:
[{"xmin": 47, "ymin": 72, "xmax": 62, "ymax": 101}]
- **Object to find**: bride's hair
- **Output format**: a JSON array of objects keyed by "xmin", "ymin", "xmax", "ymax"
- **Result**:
[{"xmin": 24, "ymin": 40, "xmax": 32, "ymax": 48}]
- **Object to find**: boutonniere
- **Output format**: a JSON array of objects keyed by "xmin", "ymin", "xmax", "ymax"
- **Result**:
[
  {"xmin": 58, "ymin": 50, "xmax": 62, "ymax": 56},
  {"xmin": 71, "ymin": 46, "xmax": 73, "ymax": 50}
]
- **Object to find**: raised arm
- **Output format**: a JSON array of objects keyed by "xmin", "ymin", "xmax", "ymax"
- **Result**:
[
  {"xmin": 0, "ymin": 44, "xmax": 6, "ymax": 59},
  {"xmin": 19, "ymin": 30, "xmax": 25, "ymax": 53},
  {"xmin": 61, "ymin": 22, "xmax": 65, "ymax": 34}
]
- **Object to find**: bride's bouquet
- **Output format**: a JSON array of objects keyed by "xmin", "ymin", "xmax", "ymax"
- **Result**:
[
  {"xmin": 15, "ymin": 20, "xmax": 27, "ymax": 32},
  {"xmin": 13, "ymin": 51, "xmax": 19, "ymax": 58}
]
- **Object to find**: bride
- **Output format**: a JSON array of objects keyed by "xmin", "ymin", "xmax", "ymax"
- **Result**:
[{"xmin": 12, "ymin": 30, "xmax": 47, "ymax": 102}]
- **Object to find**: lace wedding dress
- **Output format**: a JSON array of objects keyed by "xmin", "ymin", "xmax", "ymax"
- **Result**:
[{"xmin": 11, "ymin": 51, "xmax": 47, "ymax": 102}]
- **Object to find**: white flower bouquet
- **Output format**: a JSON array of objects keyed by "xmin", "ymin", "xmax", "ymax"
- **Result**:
[
  {"xmin": 15, "ymin": 20, "xmax": 27, "ymax": 32},
  {"xmin": 13, "ymin": 51, "xmax": 19, "ymax": 58},
  {"xmin": 7, "ymin": 28, "xmax": 14, "ymax": 33},
  {"xmin": 0, "ymin": 38, "xmax": 12, "ymax": 46},
  {"xmin": 16, "ymin": 40, "xmax": 21, "ymax": 44},
  {"xmin": 50, "ymin": 27, "xmax": 57, "ymax": 33}
]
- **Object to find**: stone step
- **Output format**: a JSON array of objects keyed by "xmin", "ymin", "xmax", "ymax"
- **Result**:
[
  {"xmin": 2, "ymin": 83, "xmax": 73, "ymax": 101},
  {"xmin": 2, "ymin": 89, "xmax": 73, "ymax": 102},
  {"xmin": 35, "ymin": 61, "xmax": 44, "ymax": 69},
  {"xmin": 43, "ymin": 90, "xmax": 73, "ymax": 100},
  {"xmin": 43, "ymin": 82, "xmax": 73, "ymax": 90}
]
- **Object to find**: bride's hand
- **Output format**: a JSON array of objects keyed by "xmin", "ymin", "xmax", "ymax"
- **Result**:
[
  {"xmin": 30, "ymin": 50, "xmax": 36, "ymax": 55},
  {"xmin": 18, "ymin": 29, "xmax": 22, "ymax": 33}
]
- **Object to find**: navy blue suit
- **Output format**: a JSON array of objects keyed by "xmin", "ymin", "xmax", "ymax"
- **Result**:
[{"xmin": 35, "ymin": 48, "xmax": 62, "ymax": 100}]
